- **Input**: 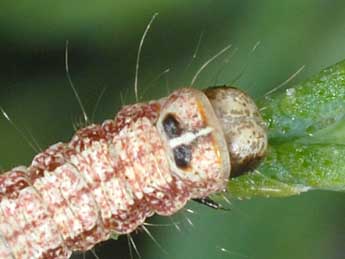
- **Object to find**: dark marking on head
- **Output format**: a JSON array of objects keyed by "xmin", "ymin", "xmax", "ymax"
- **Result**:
[
  {"xmin": 173, "ymin": 144, "xmax": 192, "ymax": 169},
  {"xmin": 230, "ymin": 153, "xmax": 266, "ymax": 178},
  {"xmin": 163, "ymin": 113, "xmax": 182, "ymax": 139}
]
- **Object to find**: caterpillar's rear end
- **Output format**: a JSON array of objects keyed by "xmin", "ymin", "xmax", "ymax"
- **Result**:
[{"xmin": 0, "ymin": 86, "xmax": 267, "ymax": 259}]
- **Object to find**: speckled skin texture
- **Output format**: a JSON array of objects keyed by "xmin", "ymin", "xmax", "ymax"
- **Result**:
[
  {"xmin": 204, "ymin": 86, "xmax": 268, "ymax": 177},
  {"xmin": 0, "ymin": 88, "xmax": 237, "ymax": 259}
]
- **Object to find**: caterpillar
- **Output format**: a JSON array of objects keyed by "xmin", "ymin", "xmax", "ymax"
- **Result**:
[{"xmin": 0, "ymin": 84, "xmax": 267, "ymax": 259}]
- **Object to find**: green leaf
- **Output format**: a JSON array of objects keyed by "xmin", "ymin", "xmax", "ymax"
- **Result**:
[
  {"xmin": 261, "ymin": 60, "xmax": 345, "ymax": 143},
  {"xmin": 218, "ymin": 59, "xmax": 345, "ymax": 199}
]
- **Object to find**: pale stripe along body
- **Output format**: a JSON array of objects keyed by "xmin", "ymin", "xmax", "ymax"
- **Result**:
[{"xmin": 0, "ymin": 87, "xmax": 267, "ymax": 259}]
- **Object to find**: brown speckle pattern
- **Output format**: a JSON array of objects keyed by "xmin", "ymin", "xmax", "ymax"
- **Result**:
[
  {"xmin": 0, "ymin": 88, "xmax": 237, "ymax": 259},
  {"xmin": 204, "ymin": 86, "xmax": 268, "ymax": 177}
]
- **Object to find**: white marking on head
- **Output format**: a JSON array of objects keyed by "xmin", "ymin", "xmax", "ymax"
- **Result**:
[{"xmin": 169, "ymin": 127, "xmax": 213, "ymax": 148}]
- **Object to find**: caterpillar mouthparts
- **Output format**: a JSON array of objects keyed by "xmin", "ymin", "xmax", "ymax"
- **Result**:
[{"xmin": 0, "ymin": 86, "xmax": 267, "ymax": 259}]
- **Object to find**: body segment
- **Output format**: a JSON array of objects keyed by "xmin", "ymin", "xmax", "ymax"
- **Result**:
[{"xmin": 0, "ymin": 87, "xmax": 267, "ymax": 258}]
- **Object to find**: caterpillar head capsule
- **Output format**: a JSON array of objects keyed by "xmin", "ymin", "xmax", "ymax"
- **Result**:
[
  {"xmin": 157, "ymin": 86, "xmax": 267, "ymax": 198},
  {"xmin": 204, "ymin": 86, "xmax": 268, "ymax": 177}
]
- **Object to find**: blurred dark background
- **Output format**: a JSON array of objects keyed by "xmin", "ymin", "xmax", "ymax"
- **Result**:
[{"xmin": 1, "ymin": 1, "xmax": 345, "ymax": 259}]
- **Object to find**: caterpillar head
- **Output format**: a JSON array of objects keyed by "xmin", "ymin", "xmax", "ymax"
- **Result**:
[
  {"xmin": 157, "ymin": 87, "xmax": 267, "ymax": 198},
  {"xmin": 204, "ymin": 86, "xmax": 268, "ymax": 177}
]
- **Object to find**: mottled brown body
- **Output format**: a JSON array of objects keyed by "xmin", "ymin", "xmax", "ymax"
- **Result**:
[{"xmin": 0, "ymin": 87, "xmax": 267, "ymax": 259}]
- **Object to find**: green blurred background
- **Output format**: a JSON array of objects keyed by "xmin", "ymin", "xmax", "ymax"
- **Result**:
[{"xmin": 1, "ymin": 1, "xmax": 345, "ymax": 259}]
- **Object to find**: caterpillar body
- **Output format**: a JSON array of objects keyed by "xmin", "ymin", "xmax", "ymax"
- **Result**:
[{"xmin": 0, "ymin": 86, "xmax": 267, "ymax": 259}]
